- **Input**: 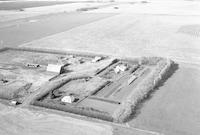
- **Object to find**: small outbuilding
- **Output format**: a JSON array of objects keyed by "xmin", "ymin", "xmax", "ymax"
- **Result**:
[{"xmin": 61, "ymin": 95, "xmax": 75, "ymax": 103}]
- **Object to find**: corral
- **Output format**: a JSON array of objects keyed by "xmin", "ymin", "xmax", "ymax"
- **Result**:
[{"xmin": 0, "ymin": 47, "xmax": 175, "ymax": 123}]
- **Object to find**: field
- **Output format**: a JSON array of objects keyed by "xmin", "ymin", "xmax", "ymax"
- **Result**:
[
  {"xmin": 129, "ymin": 64, "xmax": 200, "ymax": 135},
  {"xmin": 0, "ymin": 1, "xmax": 73, "ymax": 10},
  {"xmin": 21, "ymin": 2, "xmax": 200, "ymax": 65},
  {"xmin": 0, "ymin": 103, "xmax": 113, "ymax": 135}
]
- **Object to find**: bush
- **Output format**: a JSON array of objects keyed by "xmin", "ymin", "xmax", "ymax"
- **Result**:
[
  {"xmin": 139, "ymin": 57, "xmax": 163, "ymax": 65},
  {"xmin": 77, "ymin": 7, "xmax": 98, "ymax": 12}
]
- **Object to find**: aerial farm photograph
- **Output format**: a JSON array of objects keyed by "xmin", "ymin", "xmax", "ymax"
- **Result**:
[{"xmin": 0, "ymin": 0, "xmax": 199, "ymax": 135}]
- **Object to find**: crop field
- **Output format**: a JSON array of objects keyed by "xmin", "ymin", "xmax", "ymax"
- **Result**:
[
  {"xmin": 0, "ymin": 1, "xmax": 73, "ymax": 10},
  {"xmin": 128, "ymin": 64, "xmax": 200, "ymax": 135}
]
